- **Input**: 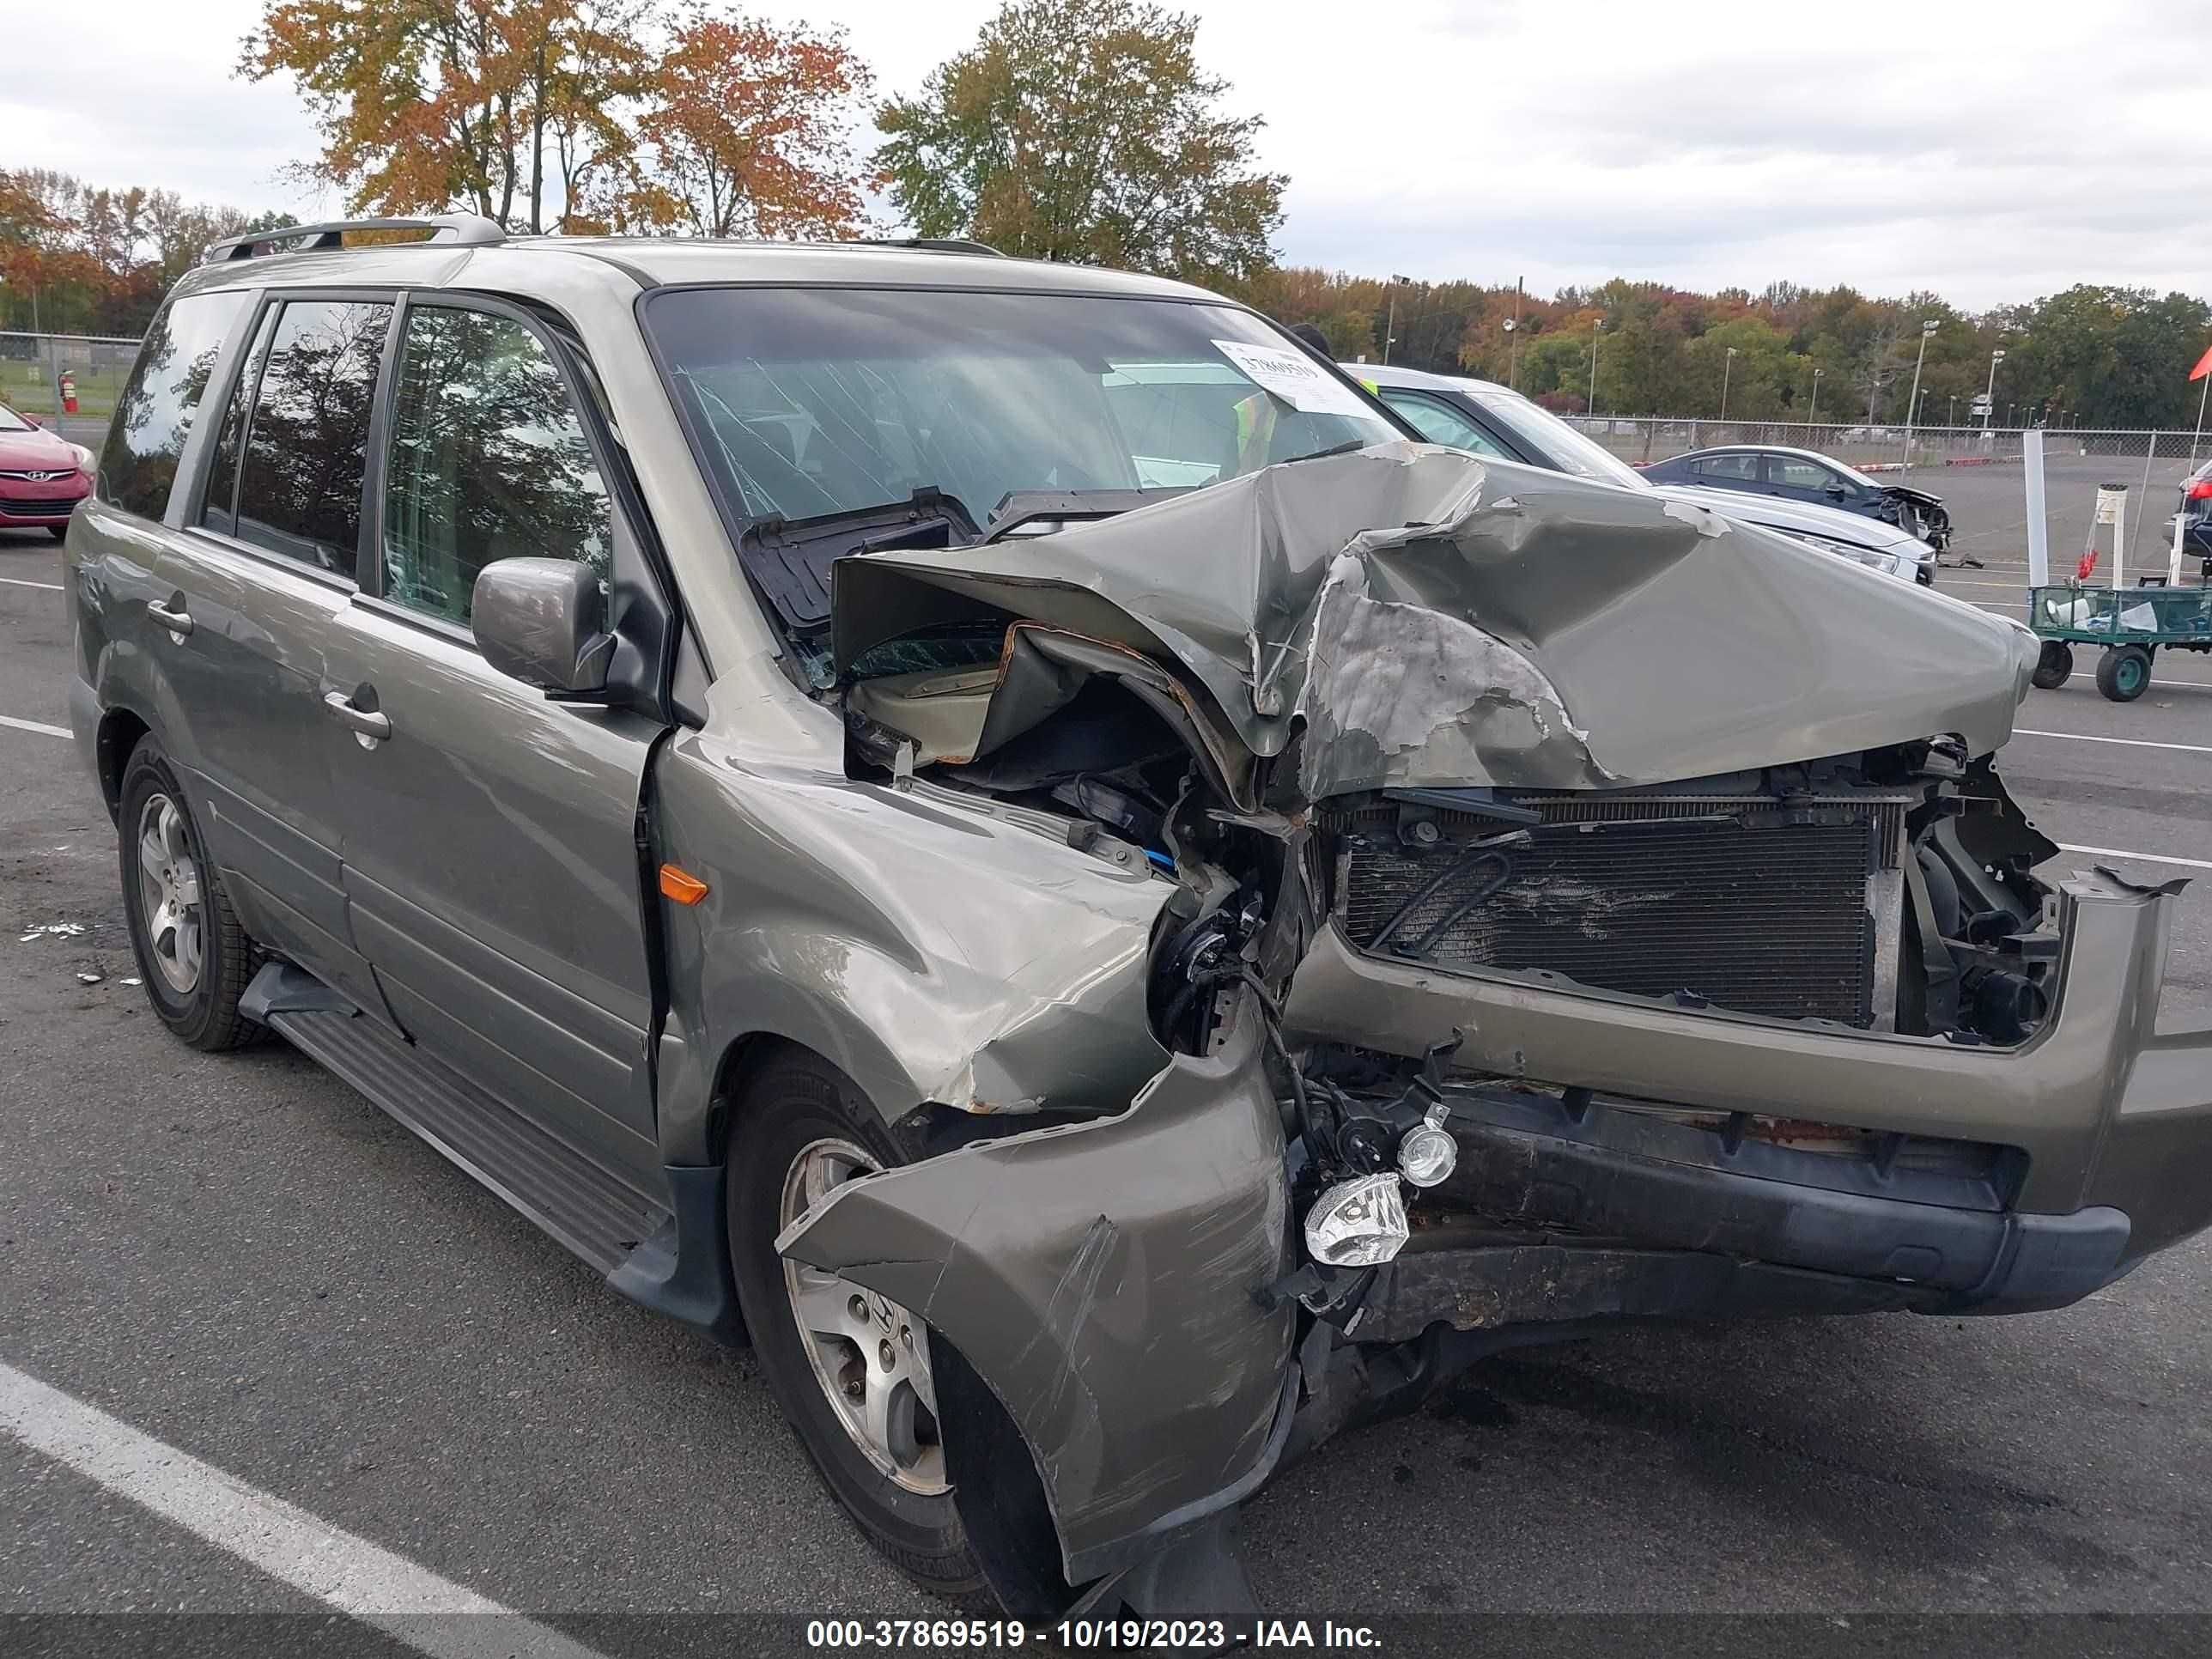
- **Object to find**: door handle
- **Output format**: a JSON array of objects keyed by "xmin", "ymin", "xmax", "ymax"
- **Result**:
[
  {"xmin": 323, "ymin": 690, "xmax": 392, "ymax": 743},
  {"xmin": 146, "ymin": 599, "xmax": 192, "ymax": 637}
]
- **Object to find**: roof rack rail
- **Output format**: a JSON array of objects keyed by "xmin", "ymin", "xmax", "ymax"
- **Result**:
[
  {"xmin": 203, "ymin": 214, "xmax": 507, "ymax": 264},
  {"xmin": 854, "ymin": 237, "xmax": 1008, "ymax": 258}
]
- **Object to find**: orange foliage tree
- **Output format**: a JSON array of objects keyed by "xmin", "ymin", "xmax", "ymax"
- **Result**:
[{"xmin": 239, "ymin": 0, "xmax": 874, "ymax": 240}]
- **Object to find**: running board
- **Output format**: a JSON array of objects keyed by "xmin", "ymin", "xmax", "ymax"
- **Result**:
[{"xmin": 264, "ymin": 1005, "xmax": 671, "ymax": 1275}]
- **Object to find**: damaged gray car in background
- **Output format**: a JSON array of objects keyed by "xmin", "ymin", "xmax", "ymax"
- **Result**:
[{"xmin": 74, "ymin": 235, "xmax": 2212, "ymax": 1624}]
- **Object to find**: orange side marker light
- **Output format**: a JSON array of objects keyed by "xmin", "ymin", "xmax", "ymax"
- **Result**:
[{"xmin": 659, "ymin": 864, "xmax": 710, "ymax": 906}]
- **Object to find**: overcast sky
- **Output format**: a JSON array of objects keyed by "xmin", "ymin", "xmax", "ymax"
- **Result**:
[{"xmin": 6, "ymin": 0, "xmax": 2206, "ymax": 310}]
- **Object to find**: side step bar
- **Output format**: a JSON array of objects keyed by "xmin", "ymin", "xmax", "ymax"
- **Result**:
[{"xmin": 259, "ymin": 998, "xmax": 671, "ymax": 1276}]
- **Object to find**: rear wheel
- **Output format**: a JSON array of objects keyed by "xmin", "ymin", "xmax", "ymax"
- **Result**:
[
  {"xmin": 727, "ymin": 1051, "xmax": 984, "ymax": 1602},
  {"xmin": 2030, "ymin": 641, "xmax": 2074, "ymax": 690},
  {"xmin": 2095, "ymin": 644, "xmax": 2152, "ymax": 702},
  {"xmin": 117, "ymin": 737, "xmax": 262, "ymax": 1050}
]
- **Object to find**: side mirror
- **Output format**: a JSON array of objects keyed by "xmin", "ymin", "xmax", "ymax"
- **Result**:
[
  {"xmin": 1824, "ymin": 483, "xmax": 1847, "ymax": 501},
  {"xmin": 471, "ymin": 558, "xmax": 615, "ymax": 695}
]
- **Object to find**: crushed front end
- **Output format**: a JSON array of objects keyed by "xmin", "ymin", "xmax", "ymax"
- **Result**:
[{"xmin": 781, "ymin": 443, "xmax": 2212, "ymax": 1617}]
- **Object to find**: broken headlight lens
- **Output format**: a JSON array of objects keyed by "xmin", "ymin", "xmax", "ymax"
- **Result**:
[
  {"xmin": 1396, "ymin": 1104, "xmax": 1458, "ymax": 1188},
  {"xmin": 1304, "ymin": 1172, "xmax": 1410, "ymax": 1267}
]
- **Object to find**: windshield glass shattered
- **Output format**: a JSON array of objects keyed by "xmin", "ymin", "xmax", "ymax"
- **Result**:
[{"xmin": 641, "ymin": 287, "xmax": 1397, "ymax": 532}]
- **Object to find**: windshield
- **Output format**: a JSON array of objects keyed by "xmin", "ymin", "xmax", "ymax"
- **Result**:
[
  {"xmin": 0, "ymin": 404, "xmax": 32, "ymax": 433},
  {"xmin": 641, "ymin": 287, "xmax": 1398, "ymax": 533},
  {"xmin": 1468, "ymin": 389, "xmax": 1647, "ymax": 489}
]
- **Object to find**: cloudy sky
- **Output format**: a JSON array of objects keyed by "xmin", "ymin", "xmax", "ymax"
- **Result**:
[{"xmin": 5, "ymin": 0, "xmax": 2206, "ymax": 309}]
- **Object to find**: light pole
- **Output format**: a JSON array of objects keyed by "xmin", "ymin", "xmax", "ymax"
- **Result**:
[
  {"xmin": 1502, "ymin": 318, "xmax": 1517, "ymax": 390},
  {"xmin": 1720, "ymin": 346, "xmax": 1738, "ymax": 420},
  {"xmin": 1589, "ymin": 319, "xmax": 1605, "ymax": 417},
  {"xmin": 1382, "ymin": 273, "xmax": 1413, "ymax": 366},
  {"xmin": 1808, "ymin": 366, "xmax": 1822, "ymax": 429},
  {"xmin": 1902, "ymin": 319, "xmax": 1937, "ymax": 473},
  {"xmin": 1980, "ymin": 349, "xmax": 2004, "ymax": 430},
  {"xmin": 1948, "ymin": 394, "xmax": 1956, "ymax": 425}
]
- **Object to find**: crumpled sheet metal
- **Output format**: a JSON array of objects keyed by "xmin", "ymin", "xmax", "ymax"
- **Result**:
[
  {"xmin": 778, "ymin": 1000, "xmax": 1296, "ymax": 1581},
  {"xmin": 832, "ymin": 443, "xmax": 2036, "ymax": 794}
]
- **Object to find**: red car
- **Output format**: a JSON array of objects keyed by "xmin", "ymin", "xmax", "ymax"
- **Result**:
[{"xmin": 0, "ymin": 403, "xmax": 94, "ymax": 538}]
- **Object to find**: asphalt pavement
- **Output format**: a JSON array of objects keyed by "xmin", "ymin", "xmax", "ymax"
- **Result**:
[{"xmin": 3, "ymin": 513, "xmax": 2210, "ymax": 1652}]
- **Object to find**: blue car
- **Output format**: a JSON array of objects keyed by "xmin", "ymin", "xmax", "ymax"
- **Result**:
[{"xmin": 1639, "ymin": 444, "xmax": 1952, "ymax": 554}]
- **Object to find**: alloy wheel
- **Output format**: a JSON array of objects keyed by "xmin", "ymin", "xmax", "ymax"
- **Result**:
[{"xmin": 134, "ymin": 793, "xmax": 204, "ymax": 995}]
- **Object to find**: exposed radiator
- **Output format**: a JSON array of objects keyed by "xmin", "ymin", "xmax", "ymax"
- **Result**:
[{"xmin": 1334, "ymin": 793, "xmax": 1911, "ymax": 1026}]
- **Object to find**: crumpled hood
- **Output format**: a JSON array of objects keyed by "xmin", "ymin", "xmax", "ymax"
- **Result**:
[{"xmin": 832, "ymin": 443, "xmax": 2034, "ymax": 798}]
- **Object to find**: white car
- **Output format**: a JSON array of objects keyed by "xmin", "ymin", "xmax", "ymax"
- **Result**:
[{"xmin": 1350, "ymin": 362, "xmax": 1936, "ymax": 585}]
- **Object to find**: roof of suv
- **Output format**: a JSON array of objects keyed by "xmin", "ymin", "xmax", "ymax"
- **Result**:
[{"xmin": 173, "ymin": 233, "xmax": 1224, "ymax": 305}]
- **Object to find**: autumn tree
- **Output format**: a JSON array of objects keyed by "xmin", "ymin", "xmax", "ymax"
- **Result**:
[
  {"xmin": 240, "ymin": 0, "xmax": 654, "ymax": 234},
  {"xmin": 631, "ymin": 5, "xmax": 872, "ymax": 238},
  {"xmin": 874, "ymin": 0, "xmax": 1286, "ymax": 293}
]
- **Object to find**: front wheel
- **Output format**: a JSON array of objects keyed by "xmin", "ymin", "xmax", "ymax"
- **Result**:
[
  {"xmin": 727, "ymin": 1052, "xmax": 984, "ymax": 1603},
  {"xmin": 47, "ymin": 524, "xmax": 67, "ymax": 542},
  {"xmin": 2030, "ymin": 641, "xmax": 2074, "ymax": 690},
  {"xmin": 2095, "ymin": 644, "xmax": 2153, "ymax": 702}
]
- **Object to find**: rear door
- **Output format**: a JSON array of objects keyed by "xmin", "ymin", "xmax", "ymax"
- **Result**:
[
  {"xmin": 320, "ymin": 295, "xmax": 667, "ymax": 1182},
  {"xmin": 155, "ymin": 293, "xmax": 401, "ymax": 1026},
  {"xmin": 1691, "ymin": 451, "xmax": 1762, "ymax": 494}
]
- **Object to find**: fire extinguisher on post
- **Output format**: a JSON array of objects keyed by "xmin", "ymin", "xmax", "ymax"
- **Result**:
[{"xmin": 58, "ymin": 369, "xmax": 78, "ymax": 416}]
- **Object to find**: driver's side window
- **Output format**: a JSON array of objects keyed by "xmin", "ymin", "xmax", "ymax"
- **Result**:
[
  {"xmin": 380, "ymin": 304, "xmax": 611, "ymax": 627},
  {"xmin": 1377, "ymin": 389, "xmax": 1511, "ymax": 459}
]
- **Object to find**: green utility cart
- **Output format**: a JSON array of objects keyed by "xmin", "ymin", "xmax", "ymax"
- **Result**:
[{"xmin": 2027, "ymin": 582, "xmax": 2212, "ymax": 702}]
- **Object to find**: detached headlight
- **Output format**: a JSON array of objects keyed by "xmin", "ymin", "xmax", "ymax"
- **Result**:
[{"xmin": 1304, "ymin": 1173, "xmax": 1409, "ymax": 1267}]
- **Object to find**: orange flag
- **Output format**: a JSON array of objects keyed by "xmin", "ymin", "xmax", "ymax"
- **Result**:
[{"xmin": 2191, "ymin": 342, "xmax": 2212, "ymax": 381}]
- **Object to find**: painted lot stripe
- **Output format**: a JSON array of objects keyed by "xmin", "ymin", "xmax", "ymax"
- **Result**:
[
  {"xmin": 0, "ymin": 1358, "xmax": 613, "ymax": 1659},
  {"xmin": 0, "ymin": 574, "xmax": 62, "ymax": 591},
  {"xmin": 2015, "ymin": 727, "xmax": 2212, "ymax": 756},
  {"xmin": 0, "ymin": 713, "xmax": 70, "ymax": 739},
  {"xmin": 2057, "ymin": 843, "xmax": 2212, "ymax": 872}
]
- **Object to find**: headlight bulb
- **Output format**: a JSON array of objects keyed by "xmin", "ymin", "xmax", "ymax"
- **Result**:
[{"xmin": 1396, "ymin": 1103, "xmax": 1458, "ymax": 1188}]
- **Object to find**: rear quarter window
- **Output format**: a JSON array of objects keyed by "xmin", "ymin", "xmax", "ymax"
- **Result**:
[{"xmin": 98, "ymin": 289, "xmax": 253, "ymax": 521}]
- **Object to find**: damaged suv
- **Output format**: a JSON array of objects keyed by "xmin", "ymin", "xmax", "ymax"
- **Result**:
[{"xmin": 68, "ymin": 217, "xmax": 2212, "ymax": 1620}]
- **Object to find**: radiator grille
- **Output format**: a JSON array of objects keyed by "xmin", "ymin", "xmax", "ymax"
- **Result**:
[{"xmin": 1337, "ymin": 793, "xmax": 1908, "ymax": 1025}]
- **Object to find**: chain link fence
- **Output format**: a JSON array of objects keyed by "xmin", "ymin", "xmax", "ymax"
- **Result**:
[
  {"xmin": 0, "ymin": 331, "xmax": 144, "ymax": 449},
  {"xmin": 1568, "ymin": 416, "xmax": 2212, "ymax": 476}
]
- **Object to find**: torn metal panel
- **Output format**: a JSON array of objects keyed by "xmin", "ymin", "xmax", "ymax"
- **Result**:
[
  {"xmin": 778, "ymin": 999, "xmax": 1297, "ymax": 1582},
  {"xmin": 832, "ymin": 443, "xmax": 2039, "ymax": 796}
]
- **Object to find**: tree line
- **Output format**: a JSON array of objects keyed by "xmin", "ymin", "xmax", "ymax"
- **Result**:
[
  {"xmin": 5, "ymin": 0, "xmax": 2207, "ymax": 431},
  {"xmin": 1261, "ymin": 271, "xmax": 2212, "ymax": 430}
]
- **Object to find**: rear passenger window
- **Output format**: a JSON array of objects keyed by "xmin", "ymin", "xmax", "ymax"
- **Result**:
[
  {"xmin": 380, "ymin": 304, "xmax": 611, "ymax": 627},
  {"xmin": 232, "ymin": 300, "xmax": 392, "ymax": 574},
  {"xmin": 99, "ymin": 289, "xmax": 252, "ymax": 521},
  {"xmin": 200, "ymin": 306, "xmax": 280, "ymax": 539},
  {"xmin": 1695, "ymin": 453, "xmax": 1759, "ymax": 482}
]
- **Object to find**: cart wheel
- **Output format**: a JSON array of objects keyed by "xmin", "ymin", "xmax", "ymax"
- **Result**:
[
  {"xmin": 2030, "ymin": 641, "xmax": 2074, "ymax": 690},
  {"xmin": 2095, "ymin": 645, "xmax": 2153, "ymax": 702}
]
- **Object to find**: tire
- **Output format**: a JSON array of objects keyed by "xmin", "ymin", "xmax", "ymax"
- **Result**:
[
  {"xmin": 726, "ymin": 1051, "xmax": 985, "ymax": 1603},
  {"xmin": 2030, "ymin": 641, "xmax": 2074, "ymax": 690},
  {"xmin": 48, "ymin": 524, "xmax": 68, "ymax": 542},
  {"xmin": 117, "ymin": 736, "xmax": 262, "ymax": 1051},
  {"xmin": 2094, "ymin": 644, "xmax": 2152, "ymax": 703}
]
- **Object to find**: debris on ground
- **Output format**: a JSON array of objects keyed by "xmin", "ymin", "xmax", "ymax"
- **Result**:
[{"xmin": 18, "ymin": 922, "xmax": 88, "ymax": 943}]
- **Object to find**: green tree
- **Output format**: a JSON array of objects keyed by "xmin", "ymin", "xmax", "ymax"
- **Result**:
[{"xmin": 873, "ymin": 0, "xmax": 1285, "ymax": 293}]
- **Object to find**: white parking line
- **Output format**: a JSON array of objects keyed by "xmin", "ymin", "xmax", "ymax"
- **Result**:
[
  {"xmin": 2057, "ymin": 844, "xmax": 2212, "ymax": 872},
  {"xmin": 0, "ymin": 575, "xmax": 62, "ymax": 591},
  {"xmin": 0, "ymin": 1358, "xmax": 613, "ymax": 1659},
  {"xmin": 2015, "ymin": 727, "xmax": 2212, "ymax": 756},
  {"xmin": 0, "ymin": 714, "xmax": 70, "ymax": 739}
]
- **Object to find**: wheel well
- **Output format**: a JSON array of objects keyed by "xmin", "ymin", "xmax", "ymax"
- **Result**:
[
  {"xmin": 95, "ymin": 708, "xmax": 149, "ymax": 823},
  {"xmin": 708, "ymin": 1030, "xmax": 814, "ymax": 1158}
]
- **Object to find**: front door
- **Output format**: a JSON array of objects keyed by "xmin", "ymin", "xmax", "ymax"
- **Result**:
[{"xmin": 320, "ymin": 297, "xmax": 665, "ymax": 1182}]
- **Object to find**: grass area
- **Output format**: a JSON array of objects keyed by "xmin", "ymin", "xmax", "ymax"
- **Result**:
[{"xmin": 0, "ymin": 358, "xmax": 126, "ymax": 424}]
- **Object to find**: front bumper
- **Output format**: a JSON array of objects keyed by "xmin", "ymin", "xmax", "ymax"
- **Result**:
[
  {"xmin": 0, "ymin": 479, "xmax": 90, "ymax": 526},
  {"xmin": 1283, "ymin": 866, "xmax": 2212, "ymax": 1267}
]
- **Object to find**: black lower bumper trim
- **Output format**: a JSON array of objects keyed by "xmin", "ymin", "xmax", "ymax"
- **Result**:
[{"xmin": 1425, "ymin": 1085, "xmax": 2131, "ymax": 1314}]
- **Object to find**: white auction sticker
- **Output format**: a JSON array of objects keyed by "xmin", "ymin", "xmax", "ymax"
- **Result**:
[{"xmin": 1212, "ymin": 340, "xmax": 1376, "ymax": 419}]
